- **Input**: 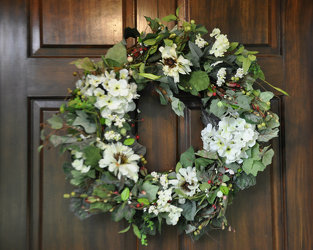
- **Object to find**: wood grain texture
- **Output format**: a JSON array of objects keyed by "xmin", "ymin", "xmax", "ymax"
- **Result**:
[
  {"xmin": 41, "ymin": 0, "xmax": 123, "ymax": 45},
  {"xmin": 29, "ymin": 0, "xmax": 136, "ymax": 57},
  {"xmin": 188, "ymin": 0, "xmax": 281, "ymax": 55},
  {"xmin": 0, "ymin": 0, "xmax": 312, "ymax": 249},
  {"xmin": 284, "ymin": 0, "xmax": 313, "ymax": 249},
  {"xmin": 0, "ymin": 0, "xmax": 28, "ymax": 249}
]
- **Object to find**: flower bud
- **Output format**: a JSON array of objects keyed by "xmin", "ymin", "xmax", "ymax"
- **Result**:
[{"xmin": 127, "ymin": 56, "xmax": 133, "ymax": 63}]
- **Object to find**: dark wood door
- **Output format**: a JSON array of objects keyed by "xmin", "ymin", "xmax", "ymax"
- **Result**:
[{"xmin": 1, "ymin": 0, "xmax": 312, "ymax": 249}]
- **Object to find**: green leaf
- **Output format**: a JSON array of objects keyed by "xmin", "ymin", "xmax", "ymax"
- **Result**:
[
  {"xmin": 72, "ymin": 111, "xmax": 96, "ymax": 134},
  {"xmin": 196, "ymin": 150, "xmax": 218, "ymax": 159},
  {"xmin": 121, "ymin": 187, "xmax": 130, "ymax": 201},
  {"xmin": 138, "ymin": 73, "xmax": 161, "ymax": 80},
  {"xmin": 195, "ymin": 157, "xmax": 213, "ymax": 168},
  {"xmin": 164, "ymin": 39, "xmax": 173, "ymax": 46},
  {"xmin": 220, "ymin": 186, "xmax": 229, "ymax": 195},
  {"xmin": 70, "ymin": 57, "xmax": 96, "ymax": 71},
  {"xmin": 105, "ymin": 42, "xmax": 127, "ymax": 65},
  {"xmin": 200, "ymin": 182, "xmax": 211, "ymax": 191},
  {"xmin": 242, "ymin": 158, "xmax": 266, "ymax": 176},
  {"xmin": 137, "ymin": 197, "xmax": 150, "ymax": 205},
  {"xmin": 124, "ymin": 138, "xmax": 135, "ymax": 146},
  {"xmin": 189, "ymin": 71, "xmax": 210, "ymax": 91},
  {"xmin": 258, "ymin": 128, "xmax": 279, "ymax": 142},
  {"xmin": 37, "ymin": 145, "xmax": 44, "ymax": 152},
  {"xmin": 222, "ymin": 175, "xmax": 230, "ymax": 182},
  {"xmin": 132, "ymin": 224, "xmax": 141, "ymax": 239},
  {"xmin": 143, "ymin": 38, "xmax": 157, "ymax": 46},
  {"xmin": 228, "ymin": 42, "xmax": 239, "ymax": 52},
  {"xmin": 102, "ymin": 57, "xmax": 122, "ymax": 67},
  {"xmin": 176, "ymin": 7, "xmax": 180, "ymax": 17},
  {"xmin": 235, "ymin": 173, "xmax": 256, "ymax": 190},
  {"xmin": 89, "ymin": 202, "xmax": 112, "ymax": 212},
  {"xmin": 162, "ymin": 14, "xmax": 177, "ymax": 22},
  {"xmin": 252, "ymin": 144, "xmax": 261, "ymax": 161},
  {"xmin": 83, "ymin": 146, "xmax": 101, "ymax": 167},
  {"xmin": 180, "ymin": 201, "xmax": 197, "ymax": 221},
  {"xmin": 119, "ymin": 225, "xmax": 131, "ymax": 234},
  {"xmin": 47, "ymin": 115, "xmax": 63, "ymax": 129},
  {"xmin": 49, "ymin": 135, "xmax": 77, "ymax": 147},
  {"xmin": 195, "ymin": 25, "xmax": 208, "ymax": 34},
  {"xmin": 171, "ymin": 97, "xmax": 185, "ymax": 117},
  {"xmin": 260, "ymin": 91, "xmax": 274, "ymax": 102},
  {"xmin": 209, "ymin": 99, "xmax": 227, "ymax": 118},
  {"xmin": 237, "ymin": 95, "xmax": 252, "ymax": 110},
  {"xmin": 260, "ymin": 79, "xmax": 289, "ymax": 96},
  {"xmin": 180, "ymin": 147, "xmax": 195, "ymax": 167},
  {"xmin": 175, "ymin": 162, "xmax": 182, "ymax": 173},
  {"xmin": 142, "ymin": 181, "xmax": 159, "ymax": 201},
  {"xmin": 262, "ymin": 149, "xmax": 274, "ymax": 166},
  {"xmin": 242, "ymin": 57, "xmax": 252, "ymax": 73}
]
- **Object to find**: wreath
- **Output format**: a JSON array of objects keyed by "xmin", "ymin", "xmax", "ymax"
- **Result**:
[{"xmin": 40, "ymin": 11, "xmax": 288, "ymax": 245}]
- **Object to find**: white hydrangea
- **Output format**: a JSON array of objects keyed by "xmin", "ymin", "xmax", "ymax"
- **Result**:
[
  {"xmin": 148, "ymin": 188, "xmax": 183, "ymax": 225},
  {"xmin": 195, "ymin": 34, "xmax": 208, "ymax": 48},
  {"xmin": 159, "ymin": 44, "xmax": 193, "ymax": 83},
  {"xmin": 210, "ymin": 28, "xmax": 221, "ymax": 37},
  {"xmin": 104, "ymin": 130, "xmax": 121, "ymax": 141},
  {"xmin": 71, "ymin": 159, "xmax": 90, "ymax": 173},
  {"xmin": 201, "ymin": 116, "xmax": 259, "ymax": 164},
  {"xmin": 209, "ymin": 28, "xmax": 230, "ymax": 57},
  {"xmin": 234, "ymin": 68, "xmax": 245, "ymax": 79},
  {"xmin": 160, "ymin": 174, "xmax": 169, "ymax": 189},
  {"xmin": 216, "ymin": 67, "xmax": 227, "ymax": 86},
  {"xmin": 75, "ymin": 69, "xmax": 139, "ymax": 123}
]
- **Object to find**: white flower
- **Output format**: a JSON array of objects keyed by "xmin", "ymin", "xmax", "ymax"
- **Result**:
[
  {"xmin": 234, "ymin": 68, "xmax": 245, "ymax": 79},
  {"xmin": 169, "ymin": 167, "xmax": 199, "ymax": 197},
  {"xmin": 210, "ymin": 28, "xmax": 221, "ymax": 37},
  {"xmin": 93, "ymin": 87, "xmax": 104, "ymax": 97},
  {"xmin": 107, "ymin": 79, "xmax": 129, "ymax": 97},
  {"xmin": 96, "ymin": 138, "xmax": 107, "ymax": 150},
  {"xmin": 201, "ymin": 115, "xmax": 259, "ymax": 164},
  {"xmin": 104, "ymin": 130, "xmax": 121, "ymax": 141},
  {"xmin": 216, "ymin": 67, "xmax": 227, "ymax": 86},
  {"xmin": 195, "ymin": 34, "xmax": 208, "ymax": 48},
  {"xmin": 159, "ymin": 44, "xmax": 193, "ymax": 83},
  {"xmin": 209, "ymin": 31, "xmax": 230, "ymax": 57},
  {"xmin": 72, "ymin": 159, "xmax": 91, "ymax": 173},
  {"xmin": 160, "ymin": 174, "xmax": 169, "ymax": 189},
  {"xmin": 151, "ymin": 171, "xmax": 160, "ymax": 180},
  {"xmin": 98, "ymin": 142, "xmax": 140, "ymax": 182},
  {"xmin": 217, "ymin": 190, "xmax": 223, "ymax": 198},
  {"xmin": 119, "ymin": 69, "xmax": 129, "ymax": 80},
  {"xmin": 147, "ymin": 188, "xmax": 183, "ymax": 225}
]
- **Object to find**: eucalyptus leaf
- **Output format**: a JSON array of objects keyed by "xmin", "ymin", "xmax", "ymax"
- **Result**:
[
  {"xmin": 180, "ymin": 147, "xmax": 195, "ymax": 167},
  {"xmin": 105, "ymin": 42, "xmax": 127, "ymax": 65},
  {"xmin": 47, "ymin": 115, "xmax": 63, "ymax": 129}
]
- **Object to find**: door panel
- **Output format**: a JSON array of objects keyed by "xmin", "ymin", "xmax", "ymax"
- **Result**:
[{"xmin": 1, "ymin": 0, "xmax": 312, "ymax": 249}]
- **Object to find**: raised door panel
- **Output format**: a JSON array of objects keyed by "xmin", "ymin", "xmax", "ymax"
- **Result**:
[
  {"xmin": 29, "ymin": 0, "xmax": 135, "ymax": 57},
  {"xmin": 184, "ymin": 0, "xmax": 281, "ymax": 55}
]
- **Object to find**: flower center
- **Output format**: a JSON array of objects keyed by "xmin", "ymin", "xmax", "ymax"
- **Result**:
[
  {"xmin": 113, "ymin": 152, "xmax": 128, "ymax": 165},
  {"xmin": 164, "ymin": 58, "xmax": 177, "ymax": 68},
  {"xmin": 180, "ymin": 181, "xmax": 191, "ymax": 192}
]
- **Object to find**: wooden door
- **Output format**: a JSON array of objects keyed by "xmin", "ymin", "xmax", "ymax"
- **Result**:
[{"xmin": 0, "ymin": 0, "xmax": 312, "ymax": 249}]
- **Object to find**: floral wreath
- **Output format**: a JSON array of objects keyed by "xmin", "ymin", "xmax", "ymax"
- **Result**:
[{"xmin": 40, "ymin": 11, "xmax": 288, "ymax": 245}]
